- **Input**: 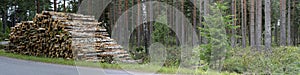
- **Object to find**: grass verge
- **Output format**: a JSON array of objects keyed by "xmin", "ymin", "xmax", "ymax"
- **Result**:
[{"xmin": 0, "ymin": 50, "xmax": 238, "ymax": 75}]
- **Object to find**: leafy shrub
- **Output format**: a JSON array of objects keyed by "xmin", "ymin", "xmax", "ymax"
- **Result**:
[
  {"xmin": 129, "ymin": 47, "xmax": 147, "ymax": 60},
  {"xmin": 0, "ymin": 21, "xmax": 10, "ymax": 41},
  {"xmin": 223, "ymin": 47, "xmax": 300, "ymax": 74},
  {"xmin": 163, "ymin": 46, "xmax": 181, "ymax": 67}
]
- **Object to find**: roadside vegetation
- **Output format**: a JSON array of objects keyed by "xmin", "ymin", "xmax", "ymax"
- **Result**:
[
  {"xmin": 1, "ymin": 0, "xmax": 300, "ymax": 75},
  {"xmin": 0, "ymin": 50, "xmax": 238, "ymax": 75}
]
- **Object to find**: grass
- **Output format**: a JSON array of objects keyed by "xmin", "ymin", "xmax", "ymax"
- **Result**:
[{"xmin": 0, "ymin": 50, "xmax": 238, "ymax": 75}]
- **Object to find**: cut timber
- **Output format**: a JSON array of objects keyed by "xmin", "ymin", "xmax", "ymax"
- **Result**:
[{"xmin": 8, "ymin": 11, "xmax": 132, "ymax": 63}]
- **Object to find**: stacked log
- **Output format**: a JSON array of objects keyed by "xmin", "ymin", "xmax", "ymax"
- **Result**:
[{"xmin": 8, "ymin": 11, "xmax": 131, "ymax": 63}]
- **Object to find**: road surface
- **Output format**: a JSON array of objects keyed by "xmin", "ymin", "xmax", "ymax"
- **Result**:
[{"xmin": 0, "ymin": 56, "xmax": 159, "ymax": 75}]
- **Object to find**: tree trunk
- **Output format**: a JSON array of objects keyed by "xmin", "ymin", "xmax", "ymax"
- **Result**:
[
  {"xmin": 250, "ymin": 0, "xmax": 256, "ymax": 47},
  {"xmin": 204, "ymin": 0, "xmax": 209, "ymax": 16},
  {"xmin": 141, "ymin": 0, "xmax": 148, "ymax": 56},
  {"xmin": 256, "ymin": 0, "xmax": 262, "ymax": 50},
  {"xmin": 54, "ymin": 0, "xmax": 57, "ymax": 11},
  {"xmin": 175, "ymin": 1, "xmax": 181, "ymax": 46},
  {"xmin": 137, "ymin": 0, "xmax": 141, "ymax": 47},
  {"xmin": 193, "ymin": 0, "xmax": 197, "ymax": 45},
  {"xmin": 78, "ymin": 0, "xmax": 82, "ymax": 7},
  {"xmin": 199, "ymin": 0, "xmax": 202, "ymax": 44},
  {"xmin": 292, "ymin": 0, "xmax": 296, "ymax": 45},
  {"xmin": 149, "ymin": 0, "xmax": 153, "ymax": 45},
  {"xmin": 124, "ymin": 0, "xmax": 129, "ymax": 49},
  {"xmin": 2, "ymin": 10, "xmax": 7, "ymax": 33},
  {"xmin": 13, "ymin": 4, "xmax": 17, "ymax": 27},
  {"xmin": 231, "ymin": 0, "xmax": 236, "ymax": 47},
  {"xmin": 241, "ymin": 0, "xmax": 247, "ymax": 48},
  {"xmin": 280, "ymin": 0, "xmax": 286, "ymax": 46},
  {"xmin": 287, "ymin": 0, "xmax": 291, "ymax": 46},
  {"xmin": 36, "ymin": 0, "xmax": 40, "ymax": 13},
  {"xmin": 181, "ymin": 0, "xmax": 185, "ymax": 45},
  {"xmin": 64, "ymin": 0, "xmax": 66, "ymax": 12},
  {"xmin": 265, "ymin": 0, "xmax": 272, "ymax": 50},
  {"xmin": 202, "ymin": 0, "xmax": 209, "ymax": 44},
  {"xmin": 275, "ymin": 20, "xmax": 279, "ymax": 46}
]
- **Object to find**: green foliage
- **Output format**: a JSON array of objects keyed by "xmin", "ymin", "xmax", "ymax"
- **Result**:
[
  {"xmin": 129, "ymin": 47, "xmax": 147, "ymax": 60},
  {"xmin": 152, "ymin": 15, "xmax": 177, "ymax": 46},
  {"xmin": 0, "ymin": 49, "xmax": 238, "ymax": 74},
  {"xmin": 223, "ymin": 47, "xmax": 300, "ymax": 74},
  {"xmin": 151, "ymin": 14, "xmax": 180, "ymax": 67},
  {"xmin": 163, "ymin": 46, "xmax": 180, "ymax": 67},
  {"xmin": 197, "ymin": 2, "xmax": 235, "ymax": 69},
  {"xmin": 0, "ymin": 21, "xmax": 10, "ymax": 41}
]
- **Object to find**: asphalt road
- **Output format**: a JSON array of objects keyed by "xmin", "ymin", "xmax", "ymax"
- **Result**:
[{"xmin": 0, "ymin": 56, "xmax": 158, "ymax": 75}]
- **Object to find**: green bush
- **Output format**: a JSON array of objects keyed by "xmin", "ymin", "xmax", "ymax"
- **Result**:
[
  {"xmin": 223, "ymin": 47, "xmax": 300, "ymax": 74},
  {"xmin": 163, "ymin": 46, "xmax": 181, "ymax": 67},
  {"xmin": 0, "ymin": 21, "xmax": 10, "ymax": 41},
  {"xmin": 129, "ymin": 47, "xmax": 147, "ymax": 60}
]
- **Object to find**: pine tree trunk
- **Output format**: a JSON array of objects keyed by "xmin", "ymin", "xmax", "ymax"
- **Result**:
[
  {"xmin": 176, "ymin": 1, "xmax": 181, "ymax": 45},
  {"xmin": 202, "ymin": 0, "xmax": 209, "ymax": 44},
  {"xmin": 64, "ymin": 0, "xmax": 66, "ymax": 12},
  {"xmin": 241, "ymin": 0, "xmax": 247, "ymax": 48},
  {"xmin": 287, "ymin": 0, "xmax": 291, "ymax": 46},
  {"xmin": 193, "ymin": 0, "xmax": 197, "ymax": 45},
  {"xmin": 181, "ymin": 0, "xmax": 185, "ymax": 45},
  {"xmin": 149, "ymin": 0, "xmax": 153, "ymax": 45},
  {"xmin": 1, "ymin": 10, "xmax": 7, "ymax": 33},
  {"xmin": 137, "ymin": 0, "xmax": 141, "ymax": 47},
  {"xmin": 280, "ymin": 0, "xmax": 286, "ymax": 46},
  {"xmin": 265, "ymin": 0, "xmax": 272, "ymax": 50},
  {"xmin": 124, "ymin": 0, "xmax": 129, "ymax": 48},
  {"xmin": 199, "ymin": 0, "xmax": 202, "ymax": 44},
  {"xmin": 292, "ymin": 0, "xmax": 296, "ymax": 45},
  {"xmin": 231, "ymin": 0, "xmax": 236, "ymax": 47},
  {"xmin": 36, "ymin": 0, "xmax": 40, "ymax": 13},
  {"xmin": 78, "ymin": 0, "xmax": 82, "ymax": 7},
  {"xmin": 250, "ymin": 0, "xmax": 256, "ymax": 47},
  {"xmin": 142, "ymin": 0, "xmax": 148, "ymax": 56},
  {"xmin": 275, "ymin": 20, "xmax": 279, "ymax": 46},
  {"xmin": 54, "ymin": 0, "xmax": 57, "ymax": 11},
  {"xmin": 256, "ymin": 0, "xmax": 262, "ymax": 50}
]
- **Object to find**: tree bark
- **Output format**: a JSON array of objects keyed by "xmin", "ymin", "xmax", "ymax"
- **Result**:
[
  {"xmin": 275, "ymin": 20, "xmax": 279, "ymax": 46},
  {"xmin": 175, "ymin": 1, "xmax": 181, "ymax": 46},
  {"xmin": 181, "ymin": 0, "xmax": 185, "ymax": 45},
  {"xmin": 256, "ymin": 0, "xmax": 262, "ymax": 50},
  {"xmin": 287, "ymin": 0, "xmax": 291, "ymax": 46},
  {"xmin": 64, "ymin": 0, "xmax": 66, "ymax": 12},
  {"xmin": 193, "ymin": 0, "xmax": 197, "ymax": 45},
  {"xmin": 142, "ymin": 0, "xmax": 148, "ymax": 56},
  {"xmin": 202, "ymin": 0, "xmax": 209, "ymax": 44},
  {"xmin": 1, "ymin": 10, "xmax": 7, "ymax": 33},
  {"xmin": 280, "ymin": 0, "xmax": 286, "ymax": 46},
  {"xmin": 199, "ymin": 0, "xmax": 202, "ymax": 44},
  {"xmin": 54, "ymin": 0, "xmax": 57, "ymax": 11},
  {"xmin": 241, "ymin": 0, "xmax": 247, "ymax": 48},
  {"xmin": 203, "ymin": 0, "xmax": 209, "ymax": 16},
  {"xmin": 292, "ymin": 0, "xmax": 296, "ymax": 45},
  {"xmin": 250, "ymin": 0, "xmax": 256, "ymax": 47},
  {"xmin": 78, "ymin": 0, "xmax": 82, "ymax": 8},
  {"xmin": 137, "ymin": 0, "xmax": 141, "ymax": 47},
  {"xmin": 149, "ymin": 0, "xmax": 153, "ymax": 45},
  {"xmin": 36, "ymin": 0, "xmax": 40, "ymax": 13},
  {"xmin": 265, "ymin": 0, "xmax": 272, "ymax": 50},
  {"xmin": 231, "ymin": 0, "xmax": 236, "ymax": 47}
]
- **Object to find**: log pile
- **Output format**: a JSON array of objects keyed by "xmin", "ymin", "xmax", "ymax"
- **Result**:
[{"xmin": 8, "ymin": 11, "xmax": 131, "ymax": 63}]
